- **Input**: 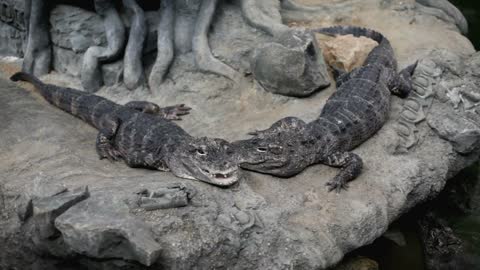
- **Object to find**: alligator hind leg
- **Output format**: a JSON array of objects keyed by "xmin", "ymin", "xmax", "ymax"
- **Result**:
[
  {"xmin": 390, "ymin": 62, "xmax": 418, "ymax": 98},
  {"xmin": 96, "ymin": 114, "xmax": 122, "ymax": 161},
  {"xmin": 125, "ymin": 101, "xmax": 191, "ymax": 120},
  {"xmin": 323, "ymin": 152, "xmax": 363, "ymax": 193}
]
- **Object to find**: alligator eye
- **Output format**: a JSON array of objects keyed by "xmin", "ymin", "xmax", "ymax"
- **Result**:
[
  {"xmin": 196, "ymin": 149, "xmax": 207, "ymax": 156},
  {"xmin": 257, "ymin": 147, "xmax": 267, "ymax": 153},
  {"xmin": 269, "ymin": 145, "xmax": 283, "ymax": 154}
]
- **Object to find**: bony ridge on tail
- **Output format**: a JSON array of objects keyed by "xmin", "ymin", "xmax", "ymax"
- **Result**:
[
  {"xmin": 233, "ymin": 25, "xmax": 418, "ymax": 193},
  {"xmin": 10, "ymin": 72, "xmax": 239, "ymax": 186}
]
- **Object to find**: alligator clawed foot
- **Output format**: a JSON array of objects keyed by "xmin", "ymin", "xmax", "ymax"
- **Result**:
[
  {"xmin": 99, "ymin": 147, "xmax": 123, "ymax": 162},
  {"xmin": 326, "ymin": 179, "xmax": 349, "ymax": 193},
  {"xmin": 160, "ymin": 104, "xmax": 192, "ymax": 121}
]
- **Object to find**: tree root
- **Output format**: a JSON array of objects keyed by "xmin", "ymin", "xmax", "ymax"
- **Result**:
[
  {"xmin": 150, "ymin": 0, "xmax": 239, "ymax": 88},
  {"xmin": 417, "ymin": 0, "xmax": 468, "ymax": 34},
  {"xmin": 280, "ymin": 0, "xmax": 326, "ymax": 12},
  {"xmin": 148, "ymin": 0, "xmax": 175, "ymax": 90},
  {"xmin": 81, "ymin": 0, "xmax": 126, "ymax": 92},
  {"xmin": 123, "ymin": 0, "xmax": 147, "ymax": 90},
  {"xmin": 193, "ymin": 0, "xmax": 239, "ymax": 81},
  {"xmin": 22, "ymin": 0, "xmax": 51, "ymax": 76},
  {"xmin": 19, "ymin": 0, "xmax": 338, "ymax": 92},
  {"xmin": 241, "ymin": 0, "xmax": 289, "ymax": 37}
]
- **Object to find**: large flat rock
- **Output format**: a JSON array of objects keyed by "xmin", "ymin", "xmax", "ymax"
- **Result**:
[{"xmin": 1, "ymin": 0, "xmax": 479, "ymax": 269}]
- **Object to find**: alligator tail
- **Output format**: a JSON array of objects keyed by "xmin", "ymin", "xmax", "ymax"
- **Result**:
[
  {"xmin": 11, "ymin": 71, "xmax": 56, "ymax": 102},
  {"xmin": 10, "ymin": 72, "xmax": 112, "ymax": 127},
  {"xmin": 312, "ymin": 25, "xmax": 396, "ymax": 69},
  {"xmin": 10, "ymin": 72, "xmax": 44, "ymax": 88},
  {"xmin": 313, "ymin": 26, "xmax": 385, "ymax": 44}
]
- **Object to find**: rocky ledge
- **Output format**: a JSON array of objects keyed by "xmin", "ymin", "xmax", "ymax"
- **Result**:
[{"xmin": 1, "ymin": 0, "xmax": 479, "ymax": 269}]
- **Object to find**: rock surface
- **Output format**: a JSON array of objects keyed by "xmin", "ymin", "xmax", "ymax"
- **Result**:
[
  {"xmin": 1, "ymin": 0, "xmax": 479, "ymax": 269},
  {"xmin": 0, "ymin": 0, "xmax": 26, "ymax": 57},
  {"xmin": 54, "ymin": 190, "xmax": 162, "ymax": 266}
]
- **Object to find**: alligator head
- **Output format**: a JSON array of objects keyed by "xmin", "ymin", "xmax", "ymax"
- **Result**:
[
  {"xmin": 166, "ymin": 137, "xmax": 240, "ymax": 186},
  {"xmin": 233, "ymin": 117, "xmax": 316, "ymax": 177}
]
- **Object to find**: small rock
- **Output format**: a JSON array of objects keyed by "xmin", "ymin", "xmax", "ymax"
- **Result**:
[
  {"xmin": 334, "ymin": 256, "xmax": 379, "ymax": 270},
  {"xmin": 54, "ymin": 192, "xmax": 161, "ymax": 266},
  {"xmin": 428, "ymin": 107, "xmax": 480, "ymax": 154},
  {"xmin": 30, "ymin": 186, "xmax": 90, "ymax": 239},
  {"xmin": 320, "ymin": 34, "xmax": 378, "ymax": 72},
  {"xmin": 234, "ymin": 211, "xmax": 250, "ymax": 225},
  {"xmin": 136, "ymin": 183, "xmax": 193, "ymax": 211}
]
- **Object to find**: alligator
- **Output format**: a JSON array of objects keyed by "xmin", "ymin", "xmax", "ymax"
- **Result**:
[
  {"xmin": 10, "ymin": 72, "xmax": 239, "ymax": 186},
  {"xmin": 233, "ymin": 26, "xmax": 417, "ymax": 192}
]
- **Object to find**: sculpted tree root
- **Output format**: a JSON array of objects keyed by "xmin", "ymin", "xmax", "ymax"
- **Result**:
[
  {"xmin": 81, "ymin": 0, "xmax": 126, "ymax": 92},
  {"xmin": 148, "ymin": 0, "xmax": 175, "ymax": 88},
  {"xmin": 19, "ymin": 0, "xmax": 339, "ymax": 94},
  {"xmin": 150, "ymin": 0, "xmax": 334, "ymax": 89},
  {"xmin": 123, "ymin": 0, "xmax": 147, "ymax": 90},
  {"xmin": 193, "ymin": 0, "xmax": 238, "ymax": 82},
  {"xmin": 22, "ymin": 0, "xmax": 51, "ymax": 76},
  {"xmin": 241, "ymin": 0, "xmax": 289, "ymax": 37},
  {"xmin": 416, "ymin": 0, "xmax": 468, "ymax": 34},
  {"xmin": 281, "ymin": 0, "xmax": 332, "ymax": 13},
  {"xmin": 149, "ymin": 0, "xmax": 239, "ymax": 90}
]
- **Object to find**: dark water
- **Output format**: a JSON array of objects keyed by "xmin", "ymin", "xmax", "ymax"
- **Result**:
[
  {"xmin": 450, "ymin": 0, "xmax": 480, "ymax": 49},
  {"xmin": 347, "ymin": 163, "xmax": 480, "ymax": 270}
]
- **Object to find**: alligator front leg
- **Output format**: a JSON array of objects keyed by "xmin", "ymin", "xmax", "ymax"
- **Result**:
[
  {"xmin": 125, "ymin": 151, "xmax": 169, "ymax": 171},
  {"xmin": 323, "ymin": 152, "xmax": 363, "ymax": 193},
  {"xmin": 125, "ymin": 101, "xmax": 161, "ymax": 113},
  {"xmin": 158, "ymin": 104, "xmax": 191, "ymax": 120},
  {"xmin": 125, "ymin": 101, "xmax": 191, "ymax": 120},
  {"xmin": 96, "ymin": 114, "xmax": 122, "ymax": 161}
]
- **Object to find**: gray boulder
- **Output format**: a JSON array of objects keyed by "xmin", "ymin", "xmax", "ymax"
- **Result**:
[
  {"xmin": 55, "ymin": 190, "xmax": 162, "ymax": 266},
  {"xmin": 251, "ymin": 28, "xmax": 330, "ymax": 97}
]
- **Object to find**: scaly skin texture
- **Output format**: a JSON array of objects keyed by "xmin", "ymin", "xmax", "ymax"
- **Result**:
[
  {"xmin": 10, "ymin": 72, "xmax": 239, "ymax": 186},
  {"xmin": 234, "ymin": 26, "xmax": 416, "ymax": 192}
]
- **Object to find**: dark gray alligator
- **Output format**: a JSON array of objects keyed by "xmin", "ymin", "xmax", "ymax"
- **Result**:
[
  {"xmin": 234, "ymin": 26, "xmax": 417, "ymax": 192},
  {"xmin": 10, "ymin": 72, "xmax": 239, "ymax": 186}
]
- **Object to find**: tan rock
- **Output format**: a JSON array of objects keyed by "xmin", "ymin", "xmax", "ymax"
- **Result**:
[
  {"xmin": 319, "ymin": 34, "xmax": 379, "ymax": 72},
  {"xmin": 334, "ymin": 256, "xmax": 379, "ymax": 270}
]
